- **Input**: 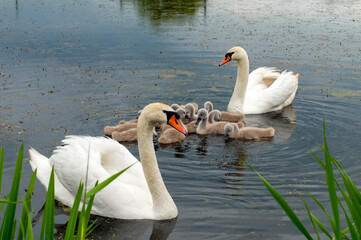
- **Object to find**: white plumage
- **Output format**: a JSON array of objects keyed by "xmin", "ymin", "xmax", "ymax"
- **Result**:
[
  {"xmin": 29, "ymin": 103, "xmax": 186, "ymax": 220},
  {"xmin": 220, "ymin": 47, "xmax": 299, "ymax": 114}
]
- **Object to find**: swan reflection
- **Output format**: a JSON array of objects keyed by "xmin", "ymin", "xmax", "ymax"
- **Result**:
[
  {"xmin": 244, "ymin": 105, "xmax": 297, "ymax": 143},
  {"xmin": 32, "ymin": 204, "xmax": 177, "ymax": 240}
]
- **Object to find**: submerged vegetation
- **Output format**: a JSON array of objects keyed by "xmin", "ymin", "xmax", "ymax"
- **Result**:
[
  {"xmin": 248, "ymin": 122, "xmax": 361, "ymax": 240},
  {"xmin": 0, "ymin": 144, "xmax": 132, "ymax": 239}
]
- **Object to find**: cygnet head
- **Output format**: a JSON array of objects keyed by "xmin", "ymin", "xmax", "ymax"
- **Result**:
[
  {"xmin": 204, "ymin": 101, "xmax": 213, "ymax": 113},
  {"xmin": 140, "ymin": 103, "xmax": 186, "ymax": 134},
  {"xmin": 195, "ymin": 108, "xmax": 208, "ymax": 125},
  {"xmin": 223, "ymin": 123, "xmax": 237, "ymax": 141},
  {"xmin": 185, "ymin": 103, "xmax": 195, "ymax": 113},
  {"xmin": 176, "ymin": 107, "xmax": 190, "ymax": 120},
  {"xmin": 208, "ymin": 110, "xmax": 221, "ymax": 124},
  {"xmin": 219, "ymin": 46, "xmax": 248, "ymax": 66},
  {"xmin": 171, "ymin": 103, "xmax": 180, "ymax": 111}
]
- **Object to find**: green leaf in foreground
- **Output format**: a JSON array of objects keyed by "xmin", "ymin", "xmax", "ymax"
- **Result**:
[
  {"xmin": 246, "ymin": 163, "xmax": 313, "ymax": 240},
  {"xmin": 0, "ymin": 143, "xmax": 24, "ymax": 240},
  {"xmin": 17, "ymin": 169, "xmax": 37, "ymax": 240},
  {"xmin": 40, "ymin": 167, "xmax": 55, "ymax": 240},
  {"xmin": 322, "ymin": 122, "xmax": 341, "ymax": 240},
  {"xmin": 64, "ymin": 183, "xmax": 84, "ymax": 240},
  {"xmin": 0, "ymin": 144, "xmax": 4, "ymax": 194},
  {"xmin": 304, "ymin": 200, "xmax": 320, "ymax": 240},
  {"xmin": 85, "ymin": 162, "xmax": 136, "ymax": 199}
]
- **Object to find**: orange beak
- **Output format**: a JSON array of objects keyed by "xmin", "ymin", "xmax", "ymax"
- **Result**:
[
  {"xmin": 219, "ymin": 55, "xmax": 231, "ymax": 66},
  {"xmin": 168, "ymin": 115, "xmax": 186, "ymax": 134}
]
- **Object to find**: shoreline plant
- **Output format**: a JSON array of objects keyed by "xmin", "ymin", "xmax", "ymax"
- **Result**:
[{"xmin": 248, "ymin": 122, "xmax": 361, "ymax": 240}]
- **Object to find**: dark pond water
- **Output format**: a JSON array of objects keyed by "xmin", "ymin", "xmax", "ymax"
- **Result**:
[{"xmin": 1, "ymin": 0, "xmax": 361, "ymax": 239}]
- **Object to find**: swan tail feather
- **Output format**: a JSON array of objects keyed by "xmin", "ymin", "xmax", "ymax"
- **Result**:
[{"xmin": 28, "ymin": 147, "xmax": 52, "ymax": 190}]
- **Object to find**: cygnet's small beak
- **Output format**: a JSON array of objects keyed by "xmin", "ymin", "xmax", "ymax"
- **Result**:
[
  {"xmin": 223, "ymin": 133, "xmax": 230, "ymax": 141},
  {"xmin": 185, "ymin": 114, "xmax": 191, "ymax": 119},
  {"xmin": 195, "ymin": 118, "xmax": 201, "ymax": 125}
]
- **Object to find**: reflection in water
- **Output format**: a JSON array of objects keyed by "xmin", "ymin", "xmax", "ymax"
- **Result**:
[
  {"xmin": 219, "ymin": 143, "xmax": 248, "ymax": 197},
  {"xmin": 245, "ymin": 105, "xmax": 297, "ymax": 143},
  {"xmin": 135, "ymin": 0, "xmax": 204, "ymax": 25},
  {"xmin": 196, "ymin": 135, "xmax": 208, "ymax": 155},
  {"xmin": 33, "ymin": 203, "xmax": 177, "ymax": 239}
]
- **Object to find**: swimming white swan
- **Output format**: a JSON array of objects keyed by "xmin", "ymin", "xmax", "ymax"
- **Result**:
[
  {"xmin": 219, "ymin": 46, "xmax": 299, "ymax": 114},
  {"xmin": 28, "ymin": 103, "xmax": 186, "ymax": 220}
]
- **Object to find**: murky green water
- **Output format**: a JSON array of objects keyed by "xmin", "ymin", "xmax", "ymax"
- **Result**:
[{"xmin": 1, "ymin": 0, "xmax": 361, "ymax": 239}]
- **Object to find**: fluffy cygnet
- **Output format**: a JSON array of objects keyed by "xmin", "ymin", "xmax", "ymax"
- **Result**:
[
  {"xmin": 219, "ymin": 112, "xmax": 245, "ymax": 123},
  {"xmin": 208, "ymin": 110, "xmax": 221, "ymax": 124},
  {"xmin": 118, "ymin": 110, "xmax": 142, "ymax": 125},
  {"xmin": 196, "ymin": 109, "xmax": 243, "ymax": 135},
  {"xmin": 224, "ymin": 123, "xmax": 275, "ymax": 140},
  {"xmin": 111, "ymin": 128, "xmax": 137, "ymax": 142},
  {"xmin": 204, "ymin": 101, "xmax": 213, "ymax": 112},
  {"xmin": 185, "ymin": 120, "xmax": 197, "ymax": 134},
  {"xmin": 171, "ymin": 103, "xmax": 182, "ymax": 111},
  {"xmin": 158, "ymin": 128, "xmax": 186, "ymax": 144},
  {"xmin": 112, "ymin": 127, "xmax": 157, "ymax": 142},
  {"xmin": 204, "ymin": 100, "xmax": 245, "ymax": 122},
  {"xmin": 104, "ymin": 122, "xmax": 137, "ymax": 136},
  {"xmin": 185, "ymin": 103, "xmax": 198, "ymax": 123}
]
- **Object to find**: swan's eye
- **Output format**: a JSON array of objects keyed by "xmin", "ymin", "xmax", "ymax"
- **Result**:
[
  {"xmin": 225, "ymin": 52, "xmax": 234, "ymax": 59},
  {"xmin": 163, "ymin": 110, "xmax": 180, "ymax": 120}
]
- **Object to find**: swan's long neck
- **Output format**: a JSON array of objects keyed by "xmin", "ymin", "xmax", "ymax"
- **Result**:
[
  {"xmin": 228, "ymin": 56, "xmax": 249, "ymax": 113},
  {"xmin": 137, "ymin": 117, "xmax": 177, "ymax": 219}
]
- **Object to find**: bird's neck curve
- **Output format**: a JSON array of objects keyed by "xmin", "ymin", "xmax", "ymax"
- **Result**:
[
  {"xmin": 137, "ymin": 116, "xmax": 177, "ymax": 219},
  {"xmin": 228, "ymin": 56, "xmax": 249, "ymax": 113},
  {"xmin": 197, "ymin": 116, "xmax": 208, "ymax": 134}
]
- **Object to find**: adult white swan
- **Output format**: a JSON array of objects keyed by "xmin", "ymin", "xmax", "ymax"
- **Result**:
[
  {"xmin": 219, "ymin": 46, "xmax": 299, "ymax": 114},
  {"xmin": 28, "ymin": 103, "xmax": 186, "ymax": 220}
]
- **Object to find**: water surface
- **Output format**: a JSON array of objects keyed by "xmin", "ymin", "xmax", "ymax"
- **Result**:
[{"xmin": 1, "ymin": 0, "xmax": 361, "ymax": 239}]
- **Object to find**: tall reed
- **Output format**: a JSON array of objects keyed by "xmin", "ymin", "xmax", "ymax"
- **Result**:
[{"xmin": 248, "ymin": 122, "xmax": 361, "ymax": 239}]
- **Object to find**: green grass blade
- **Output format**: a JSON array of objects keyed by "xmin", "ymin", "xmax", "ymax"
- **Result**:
[
  {"xmin": 22, "ymin": 196, "xmax": 34, "ymax": 240},
  {"xmin": 11, "ymin": 219, "xmax": 17, "ymax": 240},
  {"xmin": 86, "ymin": 219, "xmax": 98, "ymax": 237},
  {"xmin": 0, "ymin": 199, "xmax": 23, "ymax": 204},
  {"xmin": 64, "ymin": 183, "xmax": 84, "ymax": 240},
  {"xmin": 338, "ymin": 198, "xmax": 358, "ymax": 240},
  {"xmin": 84, "ymin": 187, "xmax": 96, "ymax": 238},
  {"xmin": 308, "ymin": 191, "xmax": 336, "ymax": 232},
  {"xmin": 311, "ymin": 213, "xmax": 333, "ymax": 239},
  {"xmin": 322, "ymin": 122, "xmax": 341, "ymax": 240},
  {"xmin": 0, "ymin": 143, "xmax": 24, "ymax": 240},
  {"xmin": 303, "ymin": 200, "xmax": 320, "ymax": 240},
  {"xmin": 76, "ymin": 204, "xmax": 87, "ymax": 240},
  {"xmin": 310, "ymin": 149, "xmax": 325, "ymax": 170},
  {"xmin": 85, "ymin": 162, "xmax": 136, "ymax": 199},
  {"xmin": 17, "ymin": 169, "xmax": 37, "ymax": 240},
  {"xmin": 335, "ymin": 170, "xmax": 361, "ymax": 236},
  {"xmin": 246, "ymin": 163, "xmax": 313, "ymax": 240},
  {"xmin": 0, "ymin": 144, "xmax": 4, "ymax": 194},
  {"xmin": 40, "ymin": 166, "xmax": 55, "ymax": 240}
]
